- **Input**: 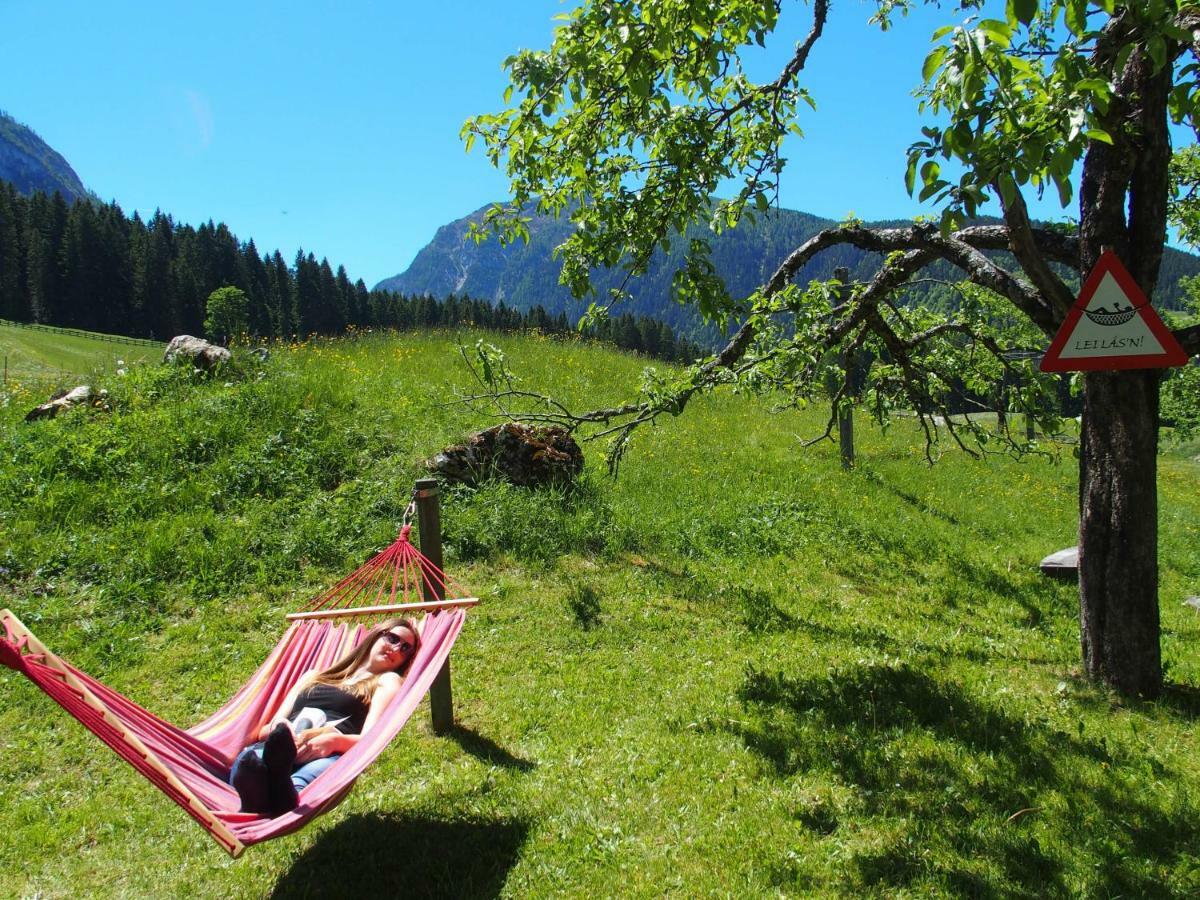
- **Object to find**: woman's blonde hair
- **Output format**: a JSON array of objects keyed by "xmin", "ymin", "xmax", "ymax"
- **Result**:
[{"xmin": 306, "ymin": 616, "xmax": 420, "ymax": 702}]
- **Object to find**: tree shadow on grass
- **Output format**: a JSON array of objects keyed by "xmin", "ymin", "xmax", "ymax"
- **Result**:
[
  {"xmin": 449, "ymin": 725, "xmax": 537, "ymax": 772},
  {"xmin": 737, "ymin": 586, "xmax": 802, "ymax": 633},
  {"xmin": 1152, "ymin": 682, "xmax": 1200, "ymax": 721},
  {"xmin": 1066, "ymin": 680, "xmax": 1200, "ymax": 723},
  {"xmin": 738, "ymin": 587, "xmax": 1063, "ymax": 667},
  {"xmin": 270, "ymin": 812, "xmax": 530, "ymax": 899},
  {"xmin": 634, "ymin": 557, "xmax": 713, "ymax": 606},
  {"xmin": 729, "ymin": 661, "xmax": 1200, "ymax": 897},
  {"xmin": 857, "ymin": 465, "xmax": 966, "ymax": 530},
  {"xmin": 945, "ymin": 553, "xmax": 1066, "ymax": 632},
  {"xmin": 565, "ymin": 581, "xmax": 603, "ymax": 630}
]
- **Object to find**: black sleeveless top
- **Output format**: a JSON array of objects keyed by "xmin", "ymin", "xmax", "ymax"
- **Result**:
[{"xmin": 286, "ymin": 682, "xmax": 370, "ymax": 734}]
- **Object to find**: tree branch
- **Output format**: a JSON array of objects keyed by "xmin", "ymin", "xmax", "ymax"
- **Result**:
[
  {"xmin": 761, "ymin": 222, "xmax": 1060, "ymax": 333},
  {"xmin": 1174, "ymin": 323, "xmax": 1200, "ymax": 356},
  {"xmin": 1079, "ymin": 8, "xmax": 1138, "ymax": 270},
  {"xmin": 713, "ymin": 0, "xmax": 830, "ymax": 128},
  {"xmin": 457, "ymin": 217, "xmax": 1077, "ymax": 471},
  {"xmin": 954, "ymin": 225, "xmax": 1078, "ymax": 265},
  {"xmin": 994, "ymin": 182, "xmax": 1076, "ymax": 321},
  {"xmin": 1126, "ymin": 39, "xmax": 1174, "ymax": 294}
]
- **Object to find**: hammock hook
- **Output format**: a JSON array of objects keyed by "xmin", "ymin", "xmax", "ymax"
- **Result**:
[{"xmin": 401, "ymin": 487, "xmax": 419, "ymax": 530}]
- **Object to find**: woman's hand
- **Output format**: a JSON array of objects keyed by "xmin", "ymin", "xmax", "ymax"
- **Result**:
[{"xmin": 295, "ymin": 729, "xmax": 346, "ymax": 763}]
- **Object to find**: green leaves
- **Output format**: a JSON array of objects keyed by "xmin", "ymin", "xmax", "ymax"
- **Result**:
[
  {"xmin": 672, "ymin": 239, "xmax": 735, "ymax": 328},
  {"xmin": 922, "ymin": 45, "xmax": 948, "ymax": 82},
  {"xmin": 1063, "ymin": 0, "xmax": 1089, "ymax": 37},
  {"xmin": 203, "ymin": 286, "xmax": 250, "ymax": 345},
  {"xmin": 1146, "ymin": 34, "xmax": 1167, "ymax": 72},
  {"xmin": 906, "ymin": 0, "xmax": 1192, "ymax": 224},
  {"xmin": 464, "ymin": 0, "xmax": 810, "ymax": 302},
  {"xmin": 977, "ymin": 19, "xmax": 1013, "ymax": 48},
  {"xmin": 1008, "ymin": 0, "xmax": 1038, "ymax": 27},
  {"xmin": 1168, "ymin": 146, "xmax": 1200, "ymax": 248},
  {"xmin": 465, "ymin": 339, "xmax": 517, "ymax": 392}
]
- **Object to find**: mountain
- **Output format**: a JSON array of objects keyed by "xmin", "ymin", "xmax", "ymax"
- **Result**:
[
  {"xmin": 0, "ymin": 113, "xmax": 90, "ymax": 204},
  {"xmin": 379, "ymin": 203, "xmax": 1200, "ymax": 345},
  {"xmin": 377, "ymin": 204, "xmax": 858, "ymax": 343}
]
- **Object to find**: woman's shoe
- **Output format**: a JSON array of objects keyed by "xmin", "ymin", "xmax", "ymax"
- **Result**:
[
  {"xmin": 263, "ymin": 722, "xmax": 300, "ymax": 815},
  {"xmin": 230, "ymin": 750, "xmax": 270, "ymax": 814}
]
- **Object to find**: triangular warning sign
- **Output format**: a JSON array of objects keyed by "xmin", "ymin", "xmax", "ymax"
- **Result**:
[{"xmin": 1041, "ymin": 250, "xmax": 1189, "ymax": 372}]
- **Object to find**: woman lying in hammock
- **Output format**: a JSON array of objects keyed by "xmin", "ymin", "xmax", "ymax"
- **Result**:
[{"xmin": 230, "ymin": 616, "xmax": 420, "ymax": 816}]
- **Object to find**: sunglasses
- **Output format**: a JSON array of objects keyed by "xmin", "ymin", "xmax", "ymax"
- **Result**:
[{"xmin": 381, "ymin": 631, "xmax": 414, "ymax": 653}]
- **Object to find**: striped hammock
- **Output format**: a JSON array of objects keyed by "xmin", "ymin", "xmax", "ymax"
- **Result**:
[{"xmin": 0, "ymin": 525, "xmax": 476, "ymax": 857}]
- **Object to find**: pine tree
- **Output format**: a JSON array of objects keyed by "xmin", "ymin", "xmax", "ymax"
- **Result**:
[
  {"xmin": 317, "ymin": 258, "xmax": 343, "ymax": 333},
  {"xmin": 270, "ymin": 250, "xmax": 292, "ymax": 337},
  {"xmin": 240, "ymin": 239, "xmax": 272, "ymax": 337},
  {"xmin": 0, "ymin": 183, "xmax": 26, "ymax": 321},
  {"xmin": 293, "ymin": 251, "xmax": 320, "ymax": 337},
  {"xmin": 24, "ymin": 192, "xmax": 65, "ymax": 324},
  {"xmin": 136, "ymin": 211, "xmax": 176, "ymax": 339}
]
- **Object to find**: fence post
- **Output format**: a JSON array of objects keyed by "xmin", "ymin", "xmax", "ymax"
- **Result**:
[
  {"xmin": 832, "ymin": 267, "xmax": 855, "ymax": 469},
  {"xmin": 415, "ymin": 477, "xmax": 454, "ymax": 734}
]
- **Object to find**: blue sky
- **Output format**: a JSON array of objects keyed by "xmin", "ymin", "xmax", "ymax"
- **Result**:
[{"xmin": 1, "ymin": 1, "xmax": 1076, "ymax": 288}]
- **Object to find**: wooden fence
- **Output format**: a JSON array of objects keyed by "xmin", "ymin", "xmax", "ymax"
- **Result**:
[{"xmin": 0, "ymin": 318, "xmax": 162, "ymax": 348}]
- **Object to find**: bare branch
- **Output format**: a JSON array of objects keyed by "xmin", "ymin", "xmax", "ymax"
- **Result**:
[
  {"xmin": 797, "ymin": 412, "xmax": 838, "ymax": 448},
  {"xmin": 760, "ymin": 222, "xmax": 1060, "ymax": 333},
  {"xmin": 713, "ymin": 0, "xmax": 830, "ymax": 129},
  {"xmin": 955, "ymin": 224, "xmax": 1078, "ymax": 265}
]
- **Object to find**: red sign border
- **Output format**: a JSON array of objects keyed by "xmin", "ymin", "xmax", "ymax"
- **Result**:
[{"xmin": 1040, "ymin": 249, "xmax": 1189, "ymax": 372}]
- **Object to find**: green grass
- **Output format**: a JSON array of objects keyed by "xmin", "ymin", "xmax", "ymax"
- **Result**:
[
  {"xmin": 0, "ymin": 320, "xmax": 162, "ymax": 384},
  {"xmin": 0, "ymin": 329, "xmax": 1197, "ymax": 897}
]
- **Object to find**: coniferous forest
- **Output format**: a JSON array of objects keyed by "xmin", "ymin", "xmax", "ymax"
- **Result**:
[{"xmin": 0, "ymin": 184, "xmax": 702, "ymax": 363}]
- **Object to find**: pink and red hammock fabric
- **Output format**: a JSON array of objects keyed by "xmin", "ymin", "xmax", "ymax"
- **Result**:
[{"xmin": 0, "ymin": 526, "xmax": 472, "ymax": 857}]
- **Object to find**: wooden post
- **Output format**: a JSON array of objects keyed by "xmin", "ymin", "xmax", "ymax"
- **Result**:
[
  {"xmin": 833, "ymin": 267, "xmax": 855, "ymax": 469},
  {"xmin": 415, "ymin": 477, "xmax": 454, "ymax": 734}
]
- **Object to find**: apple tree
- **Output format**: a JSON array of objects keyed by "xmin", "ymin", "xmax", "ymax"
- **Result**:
[{"xmin": 465, "ymin": 0, "xmax": 1200, "ymax": 697}]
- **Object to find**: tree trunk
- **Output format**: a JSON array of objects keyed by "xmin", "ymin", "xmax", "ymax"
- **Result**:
[
  {"xmin": 1078, "ymin": 369, "xmax": 1162, "ymax": 697},
  {"xmin": 1072, "ymin": 24, "xmax": 1173, "ymax": 698}
]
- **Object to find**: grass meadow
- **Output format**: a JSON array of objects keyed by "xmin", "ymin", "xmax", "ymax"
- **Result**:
[
  {"xmin": 0, "ymin": 328, "xmax": 1198, "ymax": 898},
  {"xmin": 0, "ymin": 320, "xmax": 162, "ymax": 383}
]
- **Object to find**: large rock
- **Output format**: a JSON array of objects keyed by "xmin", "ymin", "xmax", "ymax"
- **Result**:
[
  {"xmin": 25, "ymin": 385, "xmax": 104, "ymax": 422},
  {"xmin": 427, "ymin": 422, "xmax": 584, "ymax": 487},
  {"xmin": 163, "ymin": 335, "xmax": 231, "ymax": 372}
]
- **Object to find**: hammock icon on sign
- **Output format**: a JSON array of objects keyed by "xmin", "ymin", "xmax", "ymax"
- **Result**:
[{"xmin": 1084, "ymin": 303, "xmax": 1137, "ymax": 326}]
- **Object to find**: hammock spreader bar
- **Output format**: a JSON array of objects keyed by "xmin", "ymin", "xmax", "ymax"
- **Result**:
[{"xmin": 0, "ymin": 527, "xmax": 473, "ymax": 857}]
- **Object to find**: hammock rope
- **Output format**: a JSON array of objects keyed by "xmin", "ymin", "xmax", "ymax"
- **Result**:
[
  {"xmin": 0, "ymin": 526, "xmax": 476, "ymax": 857},
  {"xmin": 301, "ymin": 524, "xmax": 455, "ymax": 616}
]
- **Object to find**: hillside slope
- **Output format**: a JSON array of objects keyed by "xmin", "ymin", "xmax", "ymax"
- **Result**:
[
  {"xmin": 1, "ymin": 330, "xmax": 1198, "ymax": 896},
  {"xmin": 0, "ymin": 113, "xmax": 89, "ymax": 203},
  {"xmin": 0, "ymin": 320, "xmax": 162, "ymax": 381}
]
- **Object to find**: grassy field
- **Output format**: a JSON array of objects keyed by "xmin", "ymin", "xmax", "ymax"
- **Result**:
[
  {"xmin": 0, "ymin": 329, "xmax": 1197, "ymax": 898},
  {"xmin": 0, "ymin": 320, "xmax": 162, "ymax": 384}
]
